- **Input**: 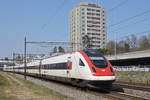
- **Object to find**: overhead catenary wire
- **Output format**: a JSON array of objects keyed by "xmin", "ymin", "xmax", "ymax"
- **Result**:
[
  {"xmin": 113, "ymin": 29, "xmax": 150, "ymax": 41},
  {"xmin": 109, "ymin": 17, "xmax": 150, "ymax": 34},
  {"xmin": 40, "ymin": 0, "xmax": 68, "ymax": 31},
  {"xmin": 109, "ymin": 9, "xmax": 150, "ymax": 28},
  {"xmin": 106, "ymin": 0, "xmax": 129, "ymax": 57},
  {"xmin": 26, "ymin": 41, "xmax": 82, "ymax": 45},
  {"xmin": 107, "ymin": 0, "xmax": 150, "ymax": 49},
  {"xmin": 108, "ymin": 0, "xmax": 128, "ymax": 12}
]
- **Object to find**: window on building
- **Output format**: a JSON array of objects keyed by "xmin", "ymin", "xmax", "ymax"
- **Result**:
[
  {"xmin": 91, "ymin": 13, "xmax": 95, "ymax": 15},
  {"xmin": 96, "ymin": 14, "xmax": 100, "ymax": 16},
  {"xmin": 96, "ymin": 18, "xmax": 100, "ymax": 20},
  {"xmin": 87, "ymin": 28, "xmax": 91, "ymax": 31},
  {"xmin": 87, "ymin": 13, "xmax": 91, "ymax": 15},
  {"xmin": 87, "ymin": 33, "xmax": 91, "ymax": 35},
  {"xmin": 96, "ymin": 10, "xmax": 100, "ymax": 12},
  {"xmin": 87, "ymin": 8, "xmax": 91, "ymax": 11}
]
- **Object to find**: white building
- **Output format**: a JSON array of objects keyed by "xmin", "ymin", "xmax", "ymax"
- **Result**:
[{"xmin": 70, "ymin": 2, "xmax": 107, "ymax": 51}]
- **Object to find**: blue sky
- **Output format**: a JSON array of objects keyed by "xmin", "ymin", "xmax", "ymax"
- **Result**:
[{"xmin": 0, "ymin": 0, "xmax": 150, "ymax": 58}]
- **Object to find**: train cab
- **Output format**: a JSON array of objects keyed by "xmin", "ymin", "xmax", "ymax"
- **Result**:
[{"xmin": 78, "ymin": 50, "xmax": 115, "ymax": 88}]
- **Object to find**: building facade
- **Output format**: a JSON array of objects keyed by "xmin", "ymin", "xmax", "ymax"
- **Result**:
[{"xmin": 70, "ymin": 2, "xmax": 107, "ymax": 51}]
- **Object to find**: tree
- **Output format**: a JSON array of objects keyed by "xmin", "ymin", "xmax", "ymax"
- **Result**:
[
  {"xmin": 124, "ymin": 42, "xmax": 130, "ymax": 52},
  {"xmin": 53, "ymin": 46, "xmax": 57, "ymax": 53},
  {"xmin": 118, "ymin": 40, "xmax": 130, "ymax": 53},
  {"xmin": 106, "ymin": 40, "xmax": 115, "ymax": 55},
  {"xmin": 139, "ymin": 35, "xmax": 150, "ymax": 50},
  {"xmin": 96, "ymin": 48, "xmax": 111, "ymax": 55},
  {"xmin": 58, "ymin": 46, "xmax": 65, "ymax": 53},
  {"xmin": 82, "ymin": 35, "xmax": 92, "ymax": 50},
  {"xmin": 118, "ymin": 40, "xmax": 125, "ymax": 52},
  {"xmin": 126, "ymin": 35, "xmax": 137, "ymax": 49},
  {"xmin": 4, "ymin": 57, "xmax": 9, "ymax": 61},
  {"xmin": 130, "ymin": 34, "xmax": 137, "ymax": 49},
  {"xmin": 16, "ymin": 55, "xmax": 22, "ymax": 61}
]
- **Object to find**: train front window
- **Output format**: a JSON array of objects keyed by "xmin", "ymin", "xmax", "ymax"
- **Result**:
[
  {"xmin": 83, "ymin": 50, "xmax": 108, "ymax": 68},
  {"xmin": 79, "ymin": 59, "xmax": 85, "ymax": 66}
]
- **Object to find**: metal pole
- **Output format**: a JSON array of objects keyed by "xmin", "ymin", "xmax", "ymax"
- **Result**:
[
  {"xmin": 114, "ymin": 32, "xmax": 117, "ymax": 59},
  {"xmin": 24, "ymin": 37, "xmax": 27, "ymax": 80},
  {"xmin": 13, "ymin": 52, "xmax": 15, "ymax": 73}
]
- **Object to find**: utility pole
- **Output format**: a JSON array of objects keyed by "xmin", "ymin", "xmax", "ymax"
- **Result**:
[
  {"xmin": 114, "ymin": 32, "xmax": 117, "ymax": 59},
  {"xmin": 24, "ymin": 37, "xmax": 27, "ymax": 80},
  {"xmin": 13, "ymin": 52, "xmax": 15, "ymax": 73}
]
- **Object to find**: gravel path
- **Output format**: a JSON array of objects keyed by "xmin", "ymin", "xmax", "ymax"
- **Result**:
[{"xmin": 14, "ymin": 73, "xmax": 109, "ymax": 100}]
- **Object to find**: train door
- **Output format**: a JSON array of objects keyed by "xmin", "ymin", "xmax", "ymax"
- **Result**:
[
  {"xmin": 73, "ymin": 54, "xmax": 83, "ymax": 78},
  {"xmin": 38, "ymin": 60, "xmax": 42, "ymax": 77},
  {"xmin": 76, "ymin": 52, "xmax": 90, "ymax": 79}
]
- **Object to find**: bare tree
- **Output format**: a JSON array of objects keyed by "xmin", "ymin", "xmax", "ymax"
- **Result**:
[
  {"xmin": 125, "ymin": 34, "xmax": 137, "ymax": 49},
  {"xmin": 106, "ymin": 40, "xmax": 115, "ymax": 55},
  {"xmin": 118, "ymin": 40, "xmax": 130, "ymax": 53},
  {"xmin": 130, "ymin": 34, "xmax": 137, "ymax": 49},
  {"xmin": 138, "ymin": 35, "xmax": 150, "ymax": 50}
]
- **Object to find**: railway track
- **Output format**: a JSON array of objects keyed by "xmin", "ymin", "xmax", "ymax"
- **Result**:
[
  {"xmin": 106, "ymin": 91, "xmax": 146, "ymax": 100},
  {"xmin": 113, "ymin": 82, "xmax": 150, "ymax": 92},
  {"xmin": 112, "ymin": 82, "xmax": 150, "ymax": 100},
  {"xmin": 9, "ymin": 72, "xmax": 148, "ymax": 100},
  {"xmin": 86, "ymin": 88, "xmax": 147, "ymax": 100}
]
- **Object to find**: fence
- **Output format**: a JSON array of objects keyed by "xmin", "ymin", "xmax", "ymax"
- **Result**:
[{"xmin": 114, "ymin": 66, "xmax": 150, "ymax": 71}]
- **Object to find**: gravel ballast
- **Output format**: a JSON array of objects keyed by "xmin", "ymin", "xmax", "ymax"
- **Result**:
[{"xmin": 14, "ymin": 73, "xmax": 109, "ymax": 100}]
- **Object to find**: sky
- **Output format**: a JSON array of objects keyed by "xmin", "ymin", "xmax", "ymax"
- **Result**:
[{"xmin": 0, "ymin": 0, "xmax": 150, "ymax": 58}]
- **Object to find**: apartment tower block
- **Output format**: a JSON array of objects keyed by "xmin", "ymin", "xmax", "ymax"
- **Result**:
[{"xmin": 70, "ymin": 2, "xmax": 107, "ymax": 51}]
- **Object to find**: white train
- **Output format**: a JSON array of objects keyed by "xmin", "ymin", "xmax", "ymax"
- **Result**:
[{"xmin": 4, "ymin": 50, "xmax": 115, "ymax": 89}]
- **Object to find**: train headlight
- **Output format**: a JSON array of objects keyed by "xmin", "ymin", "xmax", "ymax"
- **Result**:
[{"xmin": 92, "ymin": 67, "xmax": 96, "ymax": 73}]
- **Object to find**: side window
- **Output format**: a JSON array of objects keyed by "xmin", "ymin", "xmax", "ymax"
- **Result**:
[{"xmin": 79, "ymin": 59, "xmax": 85, "ymax": 66}]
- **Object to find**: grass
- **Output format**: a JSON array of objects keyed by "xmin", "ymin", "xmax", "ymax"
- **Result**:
[
  {"xmin": 0, "ymin": 72, "xmax": 71, "ymax": 100},
  {"xmin": 0, "ymin": 73, "xmax": 17, "ymax": 100},
  {"xmin": 17, "ymin": 76, "xmax": 69, "ymax": 98}
]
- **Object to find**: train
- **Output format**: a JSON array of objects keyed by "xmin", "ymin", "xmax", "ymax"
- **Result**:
[{"xmin": 4, "ymin": 50, "xmax": 115, "ymax": 89}]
